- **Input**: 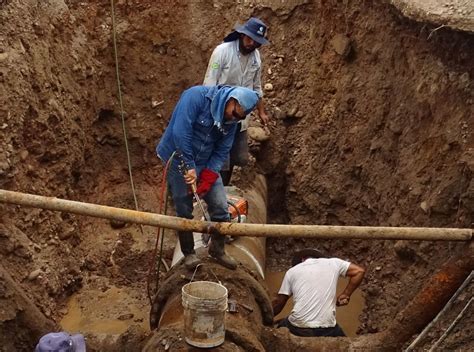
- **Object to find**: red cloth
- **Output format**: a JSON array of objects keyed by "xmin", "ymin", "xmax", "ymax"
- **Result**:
[{"xmin": 196, "ymin": 168, "xmax": 219, "ymax": 197}]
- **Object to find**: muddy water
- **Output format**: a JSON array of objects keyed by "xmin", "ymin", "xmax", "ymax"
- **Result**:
[
  {"xmin": 60, "ymin": 286, "xmax": 148, "ymax": 335},
  {"xmin": 265, "ymin": 271, "xmax": 365, "ymax": 337}
]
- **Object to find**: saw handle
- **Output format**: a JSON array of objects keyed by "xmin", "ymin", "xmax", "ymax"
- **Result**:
[{"xmin": 176, "ymin": 154, "xmax": 197, "ymax": 186}]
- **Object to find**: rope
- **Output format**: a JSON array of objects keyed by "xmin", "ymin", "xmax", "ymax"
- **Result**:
[
  {"xmin": 110, "ymin": 0, "xmax": 169, "ymax": 306},
  {"xmin": 428, "ymin": 297, "xmax": 473, "ymax": 351},
  {"xmin": 110, "ymin": 0, "xmax": 140, "ymax": 211}
]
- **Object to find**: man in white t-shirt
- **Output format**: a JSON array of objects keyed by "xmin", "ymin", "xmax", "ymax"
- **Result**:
[{"xmin": 272, "ymin": 249, "xmax": 365, "ymax": 337}]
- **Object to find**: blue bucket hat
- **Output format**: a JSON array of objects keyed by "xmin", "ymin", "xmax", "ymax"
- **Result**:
[
  {"xmin": 35, "ymin": 332, "xmax": 86, "ymax": 352},
  {"xmin": 223, "ymin": 17, "xmax": 270, "ymax": 45}
]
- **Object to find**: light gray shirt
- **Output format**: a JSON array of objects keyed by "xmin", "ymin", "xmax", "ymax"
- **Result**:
[{"xmin": 203, "ymin": 40, "xmax": 263, "ymax": 130}]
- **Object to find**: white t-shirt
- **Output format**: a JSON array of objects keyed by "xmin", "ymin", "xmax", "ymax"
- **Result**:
[{"xmin": 278, "ymin": 258, "xmax": 350, "ymax": 328}]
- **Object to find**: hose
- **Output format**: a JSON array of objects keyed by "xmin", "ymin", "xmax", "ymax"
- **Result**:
[{"xmin": 146, "ymin": 152, "xmax": 175, "ymax": 305}]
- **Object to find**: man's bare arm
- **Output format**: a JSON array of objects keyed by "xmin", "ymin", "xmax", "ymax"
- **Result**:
[
  {"xmin": 337, "ymin": 263, "xmax": 365, "ymax": 306},
  {"xmin": 256, "ymin": 99, "xmax": 270, "ymax": 125},
  {"xmin": 272, "ymin": 294, "xmax": 290, "ymax": 316}
]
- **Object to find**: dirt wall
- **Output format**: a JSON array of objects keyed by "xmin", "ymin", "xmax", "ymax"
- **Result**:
[{"xmin": 0, "ymin": 0, "xmax": 472, "ymax": 350}]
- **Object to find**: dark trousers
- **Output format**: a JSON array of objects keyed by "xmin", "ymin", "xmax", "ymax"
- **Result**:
[
  {"xmin": 277, "ymin": 317, "xmax": 346, "ymax": 337},
  {"xmin": 220, "ymin": 129, "xmax": 248, "ymax": 186},
  {"xmin": 166, "ymin": 162, "xmax": 229, "ymax": 256}
]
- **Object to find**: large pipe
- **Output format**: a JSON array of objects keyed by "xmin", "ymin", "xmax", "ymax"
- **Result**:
[
  {"xmin": 0, "ymin": 264, "xmax": 58, "ymax": 349},
  {"xmin": 147, "ymin": 176, "xmax": 273, "ymax": 351},
  {"xmin": 170, "ymin": 177, "xmax": 268, "ymax": 278},
  {"xmin": 0, "ymin": 189, "xmax": 471, "ymax": 241},
  {"xmin": 372, "ymin": 241, "xmax": 474, "ymax": 351}
]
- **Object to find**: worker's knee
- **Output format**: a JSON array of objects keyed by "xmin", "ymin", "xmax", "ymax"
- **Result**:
[{"xmin": 204, "ymin": 181, "xmax": 230, "ymax": 221}]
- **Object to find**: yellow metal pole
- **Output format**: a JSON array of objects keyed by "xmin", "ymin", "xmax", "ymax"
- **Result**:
[{"xmin": 0, "ymin": 189, "xmax": 471, "ymax": 241}]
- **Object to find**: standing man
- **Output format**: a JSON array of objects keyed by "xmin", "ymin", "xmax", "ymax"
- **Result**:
[
  {"xmin": 272, "ymin": 249, "xmax": 365, "ymax": 337},
  {"xmin": 156, "ymin": 85, "xmax": 259, "ymax": 270},
  {"xmin": 204, "ymin": 17, "xmax": 270, "ymax": 186}
]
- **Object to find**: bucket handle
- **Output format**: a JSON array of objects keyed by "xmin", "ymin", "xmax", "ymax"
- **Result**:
[{"xmin": 190, "ymin": 264, "xmax": 221, "ymax": 285}]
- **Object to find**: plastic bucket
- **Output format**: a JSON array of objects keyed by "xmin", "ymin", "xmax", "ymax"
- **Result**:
[{"xmin": 181, "ymin": 281, "xmax": 228, "ymax": 348}]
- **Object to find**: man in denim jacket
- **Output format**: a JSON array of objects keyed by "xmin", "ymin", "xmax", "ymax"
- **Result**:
[{"xmin": 157, "ymin": 85, "xmax": 259, "ymax": 270}]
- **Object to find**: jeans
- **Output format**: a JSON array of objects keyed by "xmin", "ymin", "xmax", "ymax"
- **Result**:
[
  {"xmin": 220, "ymin": 129, "xmax": 249, "ymax": 186},
  {"xmin": 167, "ymin": 162, "xmax": 230, "ymax": 256},
  {"xmin": 277, "ymin": 317, "xmax": 346, "ymax": 337}
]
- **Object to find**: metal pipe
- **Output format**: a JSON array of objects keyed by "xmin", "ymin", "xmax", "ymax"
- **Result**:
[
  {"xmin": 371, "ymin": 241, "xmax": 474, "ymax": 351},
  {"xmin": 0, "ymin": 264, "xmax": 58, "ymax": 348},
  {"xmin": 170, "ymin": 177, "xmax": 268, "ymax": 278},
  {"xmin": 0, "ymin": 189, "xmax": 472, "ymax": 241},
  {"xmin": 404, "ymin": 271, "xmax": 474, "ymax": 351}
]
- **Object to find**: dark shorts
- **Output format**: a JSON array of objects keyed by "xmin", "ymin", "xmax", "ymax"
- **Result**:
[{"xmin": 277, "ymin": 317, "xmax": 346, "ymax": 337}]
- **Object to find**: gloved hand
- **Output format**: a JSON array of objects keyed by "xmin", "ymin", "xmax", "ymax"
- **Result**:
[{"xmin": 196, "ymin": 168, "xmax": 219, "ymax": 197}]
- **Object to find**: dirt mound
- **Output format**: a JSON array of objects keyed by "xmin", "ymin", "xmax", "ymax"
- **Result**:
[{"xmin": 0, "ymin": 0, "xmax": 472, "ymax": 351}]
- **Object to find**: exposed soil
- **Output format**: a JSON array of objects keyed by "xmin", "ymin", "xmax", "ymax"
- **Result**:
[{"xmin": 0, "ymin": 0, "xmax": 472, "ymax": 351}]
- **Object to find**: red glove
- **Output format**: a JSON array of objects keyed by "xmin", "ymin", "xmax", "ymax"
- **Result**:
[{"xmin": 196, "ymin": 168, "xmax": 219, "ymax": 197}]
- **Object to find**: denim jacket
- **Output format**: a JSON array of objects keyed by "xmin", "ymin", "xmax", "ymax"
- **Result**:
[{"xmin": 156, "ymin": 86, "xmax": 237, "ymax": 173}]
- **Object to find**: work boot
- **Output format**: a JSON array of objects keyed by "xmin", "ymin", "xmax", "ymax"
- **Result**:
[
  {"xmin": 208, "ymin": 227, "xmax": 238, "ymax": 270},
  {"xmin": 183, "ymin": 254, "xmax": 200, "ymax": 270},
  {"xmin": 209, "ymin": 252, "xmax": 237, "ymax": 270}
]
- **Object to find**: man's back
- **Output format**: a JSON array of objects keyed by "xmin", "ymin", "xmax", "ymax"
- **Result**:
[{"xmin": 279, "ymin": 258, "xmax": 350, "ymax": 328}]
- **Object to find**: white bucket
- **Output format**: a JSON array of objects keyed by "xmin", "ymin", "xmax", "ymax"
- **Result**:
[{"xmin": 181, "ymin": 281, "xmax": 228, "ymax": 348}]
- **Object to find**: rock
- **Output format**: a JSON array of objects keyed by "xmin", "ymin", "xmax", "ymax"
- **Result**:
[
  {"xmin": 151, "ymin": 100, "xmax": 164, "ymax": 108},
  {"xmin": 287, "ymin": 107, "xmax": 298, "ymax": 118},
  {"xmin": 330, "ymin": 34, "xmax": 352, "ymax": 58},
  {"xmin": 19, "ymin": 150, "xmax": 29, "ymax": 160},
  {"xmin": 295, "ymin": 81, "xmax": 304, "ymax": 89},
  {"xmin": 110, "ymin": 219, "xmax": 126, "ymax": 229},
  {"xmin": 367, "ymin": 286, "xmax": 380, "ymax": 296},
  {"xmin": 58, "ymin": 224, "xmax": 75, "ymax": 240},
  {"xmin": 248, "ymin": 127, "xmax": 270, "ymax": 142},
  {"xmin": 420, "ymin": 201, "xmax": 429, "ymax": 213},
  {"xmin": 295, "ymin": 111, "xmax": 304, "ymax": 118},
  {"xmin": 277, "ymin": 57, "xmax": 283, "ymax": 65},
  {"xmin": 267, "ymin": 68, "xmax": 272, "ymax": 75},
  {"xmin": 273, "ymin": 107, "xmax": 287, "ymax": 120},
  {"xmin": 0, "ymin": 161, "xmax": 10, "ymax": 175},
  {"xmin": 118, "ymin": 313, "xmax": 134, "ymax": 321},
  {"xmin": 28, "ymin": 269, "xmax": 43, "ymax": 281},
  {"xmin": 0, "ymin": 52, "xmax": 8, "ymax": 62},
  {"xmin": 394, "ymin": 240, "xmax": 416, "ymax": 260},
  {"xmin": 264, "ymin": 83, "xmax": 273, "ymax": 91}
]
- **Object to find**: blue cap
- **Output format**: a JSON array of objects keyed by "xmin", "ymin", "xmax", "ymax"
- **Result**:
[
  {"xmin": 224, "ymin": 17, "xmax": 270, "ymax": 45},
  {"xmin": 35, "ymin": 332, "xmax": 86, "ymax": 352}
]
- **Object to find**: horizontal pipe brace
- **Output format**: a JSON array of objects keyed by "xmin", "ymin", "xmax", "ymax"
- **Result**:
[{"xmin": 0, "ymin": 189, "xmax": 471, "ymax": 241}]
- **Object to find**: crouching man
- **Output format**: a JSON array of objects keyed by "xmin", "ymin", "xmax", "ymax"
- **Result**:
[{"xmin": 272, "ymin": 249, "xmax": 365, "ymax": 337}]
